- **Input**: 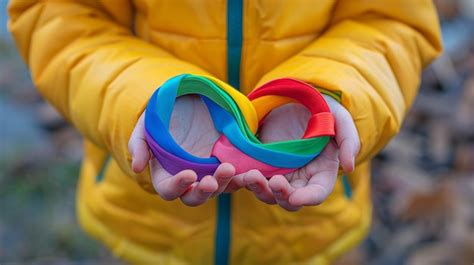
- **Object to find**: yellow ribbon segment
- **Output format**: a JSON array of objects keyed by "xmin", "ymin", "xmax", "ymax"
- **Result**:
[
  {"xmin": 251, "ymin": 95, "xmax": 297, "ymax": 122},
  {"xmin": 206, "ymin": 76, "xmax": 259, "ymax": 133}
]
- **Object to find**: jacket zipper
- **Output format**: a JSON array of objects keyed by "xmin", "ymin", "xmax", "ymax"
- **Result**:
[
  {"xmin": 215, "ymin": 0, "xmax": 243, "ymax": 264},
  {"xmin": 95, "ymin": 155, "xmax": 112, "ymax": 183}
]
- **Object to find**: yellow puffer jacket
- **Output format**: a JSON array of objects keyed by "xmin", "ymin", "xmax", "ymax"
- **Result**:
[{"xmin": 8, "ymin": 0, "xmax": 442, "ymax": 264}]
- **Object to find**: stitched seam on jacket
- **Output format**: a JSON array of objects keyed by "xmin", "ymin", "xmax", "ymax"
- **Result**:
[
  {"xmin": 149, "ymin": 28, "xmax": 225, "ymax": 41},
  {"xmin": 320, "ymin": 20, "xmax": 406, "ymax": 96},
  {"xmin": 299, "ymin": 53, "xmax": 404, "ymax": 129},
  {"xmin": 258, "ymin": 32, "xmax": 318, "ymax": 42},
  {"xmin": 96, "ymin": 57, "xmax": 143, "ymax": 146}
]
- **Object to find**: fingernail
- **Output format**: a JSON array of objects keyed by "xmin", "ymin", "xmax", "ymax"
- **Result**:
[
  {"xmin": 180, "ymin": 180, "xmax": 192, "ymax": 187},
  {"xmin": 348, "ymin": 158, "xmax": 355, "ymax": 172}
]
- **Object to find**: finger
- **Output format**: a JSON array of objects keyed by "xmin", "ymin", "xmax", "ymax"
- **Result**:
[
  {"xmin": 153, "ymin": 168, "xmax": 197, "ymax": 201},
  {"xmin": 128, "ymin": 113, "xmax": 151, "ymax": 173},
  {"xmin": 181, "ymin": 175, "xmax": 219, "ymax": 206},
  {"xmin": 288, "ymin": 184, "xmax": 331, "ymax": 207},
  {"xmin": 289, "ymin": 178, "xmax": 308, "ymax": 189},
  {"xmin": 212, "ymin": 163, "xmax": 235, "ymax": 197},
  {"xmin": 268, "ymin": 175, "xmax": 300, "ymax": 211},
  {"xmin": 223, "ymin": 172, "xmax": 247, "ymax": 193},
  {"xmin": 244, "ymin": 170, "xmax": 276, "ymax": 204},
  {"xmin": 333, "ymin": 105, "xmax": 360, "ymax": 173},
  {"xmin": 289, "ymin": 161, "xmax": 338, "ymax": 207},
  {"xmin": 131, "ymin": 139, "xmax": 151, "ymax": 173}
]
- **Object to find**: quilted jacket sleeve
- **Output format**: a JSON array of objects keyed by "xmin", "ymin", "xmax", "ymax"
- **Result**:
[
  {"xmin": 257, "ymin": 0, "xmax": 443, "ymax": 165},
  {"xmin": 8, "ymin": 0, "xmax": 210, "ymax": 192}
]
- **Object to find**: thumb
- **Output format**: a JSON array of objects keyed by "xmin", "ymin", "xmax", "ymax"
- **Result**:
[
  {"xmin": 324, "ymin": 96, "xmax": 360, "ymax": 173},
  {"xmin": 128, "ymin": 113, "xmax": 151, "ymax": 173}
]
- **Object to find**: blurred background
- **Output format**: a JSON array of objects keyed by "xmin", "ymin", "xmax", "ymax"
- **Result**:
[{"xmin": 1, "ymin": 0, "xmax": 473, "ymax": 264}]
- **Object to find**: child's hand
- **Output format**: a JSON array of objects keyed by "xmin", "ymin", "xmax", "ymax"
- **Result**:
[
  {"xmin": 128, "ymin": 96, "xmax": 236, "ymax": 206},
  {"xmin": 241, "ymin": 95, "xmax": 360, "ymax": 211}
]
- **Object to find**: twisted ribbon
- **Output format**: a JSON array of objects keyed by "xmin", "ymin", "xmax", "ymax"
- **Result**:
[{"xmin": 145, "ymin": 74, "xmax": 335, "ymax": 179}]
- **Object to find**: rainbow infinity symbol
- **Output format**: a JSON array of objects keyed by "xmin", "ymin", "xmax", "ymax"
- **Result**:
[{"xmin": 144, "ymin": 74, "xmax": 335, "ymax": 180}]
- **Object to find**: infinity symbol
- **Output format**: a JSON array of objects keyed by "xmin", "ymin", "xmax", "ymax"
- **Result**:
[{"xmin": 145, "ymin": 74, "xmax": 335, "ymax": 179}]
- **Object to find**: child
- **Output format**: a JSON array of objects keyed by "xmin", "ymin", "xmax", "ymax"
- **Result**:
[{"xmin": 8, "ymin": 0, "xmax": 442, "ymax": 264}]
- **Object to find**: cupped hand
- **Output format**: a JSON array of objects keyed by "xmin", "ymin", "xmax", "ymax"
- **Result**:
[
  {"xmin": 128, "ymin": 95, "xmax": 236, "ymax": 206},
  {"xmin": 242, "ymin": 95, "xmax": 360, "ymax": 211}
]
